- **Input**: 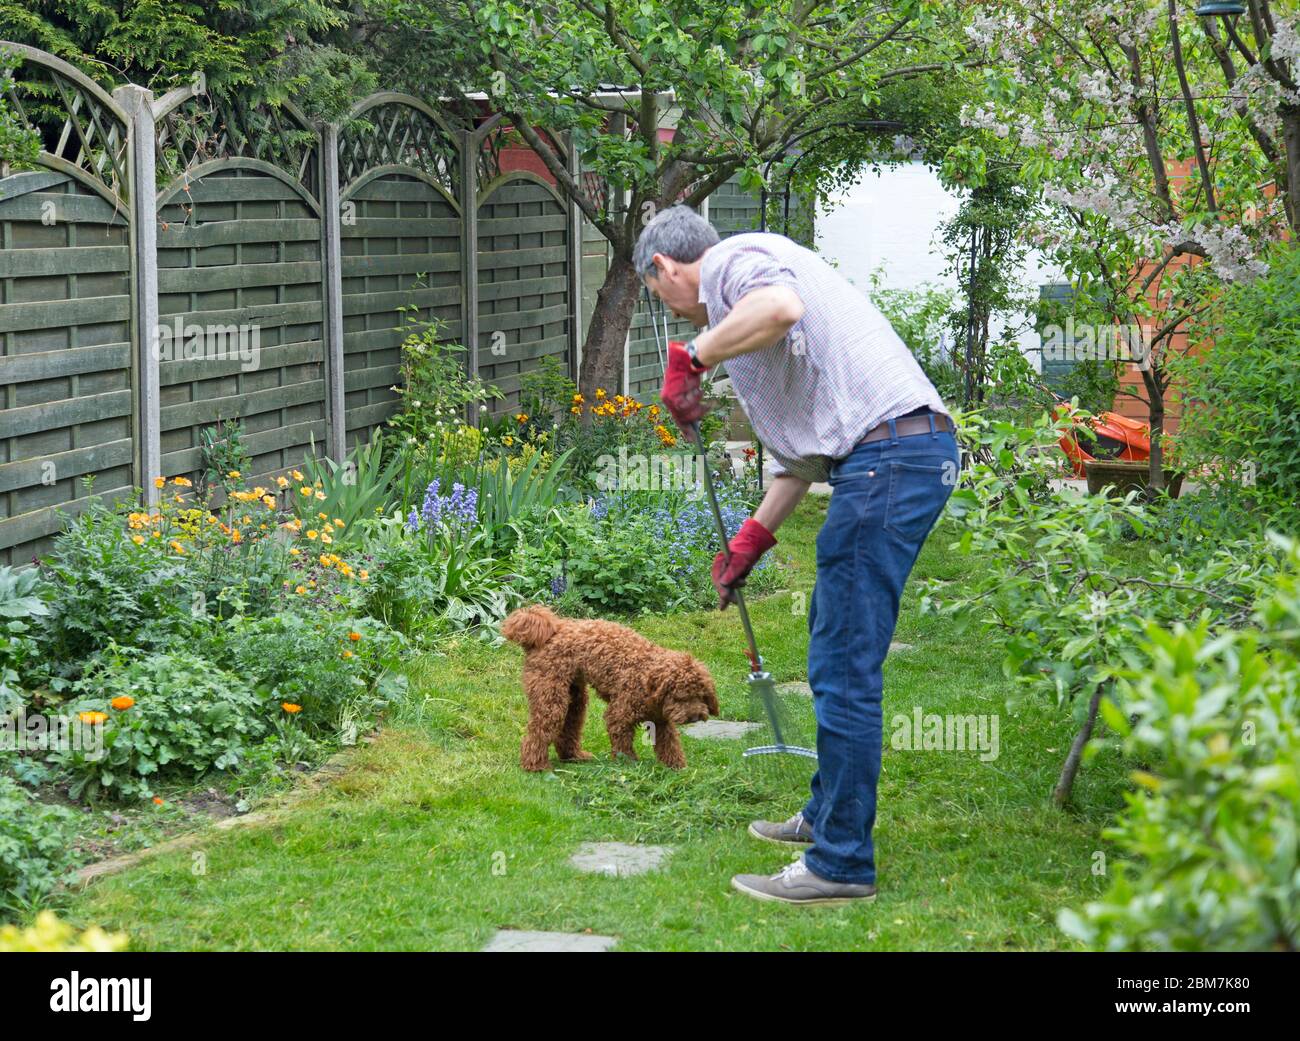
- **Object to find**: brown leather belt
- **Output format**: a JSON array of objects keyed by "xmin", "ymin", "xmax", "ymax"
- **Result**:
[{"xmin": 858, "ymin": 409, "xmax": 955, "ymax": 445}]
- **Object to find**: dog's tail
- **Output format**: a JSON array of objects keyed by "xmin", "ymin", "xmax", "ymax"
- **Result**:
[{"xmin": 501, "ymin": 604, "xmax": 559, "ymax": 651}]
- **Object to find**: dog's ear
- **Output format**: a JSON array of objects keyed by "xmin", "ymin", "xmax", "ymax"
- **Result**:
[{"xmin": 501, "ymin": 605, "xmax": 558, "ymax": 651}]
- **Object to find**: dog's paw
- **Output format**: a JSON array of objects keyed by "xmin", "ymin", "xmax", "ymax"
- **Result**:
[{"xmin": 558, "ymin": 749, "xmax": 594, "ymax": 762}]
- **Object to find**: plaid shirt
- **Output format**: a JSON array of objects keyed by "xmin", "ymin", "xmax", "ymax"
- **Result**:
[{"xmin": 700, "ymin": 232, "xmax": 951, "ymax": 484}]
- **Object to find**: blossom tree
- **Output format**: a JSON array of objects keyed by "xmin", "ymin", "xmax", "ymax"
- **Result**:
[{"xmin": 958, "ymin": 0, "xmax": 1297, "ymax": 489}]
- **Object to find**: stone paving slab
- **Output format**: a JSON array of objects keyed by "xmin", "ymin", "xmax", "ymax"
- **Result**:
[
  {"xmin": 682, "ymin": 719, "xmax": 763, "ymax": 739},
  {"xmin": 568, "ymin": 841, "xmax": 672, "ymax": 877},
  {"xmin": 482, "ymin": 929, "xmax": 618, "ymax": 952}
]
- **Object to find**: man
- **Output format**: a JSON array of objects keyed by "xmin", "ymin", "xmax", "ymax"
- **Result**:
[{"xmin": 637, "ymin": 205, "xmax": 959, "ymax": 906}]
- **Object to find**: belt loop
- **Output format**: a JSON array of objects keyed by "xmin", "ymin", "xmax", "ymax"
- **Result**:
[
  {"xmin": 928, "ymin": 413, "xmax": 937, "ymax": 439},
  {"xmin": 887, "ymin": 417, "xmax": 899, "ymax": 446}
]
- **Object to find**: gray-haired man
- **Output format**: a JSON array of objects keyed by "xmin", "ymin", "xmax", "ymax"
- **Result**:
[{"xmin": 638, "ymin": 205, "xmax": 958, "ymax": 905}]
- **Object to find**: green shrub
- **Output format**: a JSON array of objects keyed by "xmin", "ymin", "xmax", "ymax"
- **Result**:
[
  {"xmin": 0, "ymin": 775, "xmax": 80, "ymax": 913},
  {"xmin": 52, "ymin": 649, "xmax": 270, "ymax": 802},
  {"xmin": 1173, "ymin": 241, "xmax": 1300, "ymax": 531},
  {"xmin": 0, "ymin": 566, "xmax": 51, "ymax": 713},
  {"xmin": 1060, "ymin": 536, "xmax": 1300, "ymax": 951},
  {"xmin": 203, "ymin": 612, "xmax": 408, "ymax": 738}
]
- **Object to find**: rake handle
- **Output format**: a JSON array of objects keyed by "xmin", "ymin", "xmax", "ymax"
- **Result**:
[{"xmin": 691, "ymin": 421, "xmax": 764, "ymax": 674}]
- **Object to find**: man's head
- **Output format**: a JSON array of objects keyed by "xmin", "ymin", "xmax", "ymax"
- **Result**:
[{"xmin": 633, "ymin": 205, "xmax": 719, "ymax": 327}]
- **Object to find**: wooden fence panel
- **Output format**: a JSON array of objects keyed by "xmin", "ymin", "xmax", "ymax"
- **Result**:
[
  {"xmin": 156, "ymin": 167, "xmax": 326, "ymax": 479},
  {"xmin": 341, "ymin": 172, "xmax": 462, "ymax": 446},
  {"xmin": 0, "ymin": 170, "xmax": 134, "ymax": 565},
  {"xmin": 476, "ymin": 175, "xmax": 571, "ymax": 415}
]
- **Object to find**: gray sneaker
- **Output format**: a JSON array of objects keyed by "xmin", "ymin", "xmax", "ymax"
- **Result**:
[
  {"xmin": 731, "ymin": 859, "xmax": 877, "ymax": 906},
  {"xmin": 748, "ymin": 811, "xmax": 813, "ymax": 847}
]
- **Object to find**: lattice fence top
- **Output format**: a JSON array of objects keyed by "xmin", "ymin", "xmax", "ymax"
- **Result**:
[
  {"xmin": 155, "ymin": 91, "xmax": 319, "ymax": 198},
  {"xmin": 340, "ymin": 95, "xmax": 460, "ymax": 197},
  {"xmin": 0, "ymin": 41, "xmax": 129, "ymax": 200},
  {"xmin": 477, "ymin": 117, "xmax": 567, "ymax": 193}
]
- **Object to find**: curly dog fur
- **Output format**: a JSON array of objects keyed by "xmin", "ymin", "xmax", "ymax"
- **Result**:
[{"xmin": 502, "ymin": 604, "xmax": 719, "ymax": 771}]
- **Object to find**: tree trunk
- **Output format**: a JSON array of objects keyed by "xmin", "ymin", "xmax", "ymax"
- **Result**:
[
  {"xmin": 1140, "ymin": 364, "xmax": 1166, "ymax": 494},
  {"xmin": 1280, "ymin": 102, "xmax": 1300, "ymax": 235},
  {"xmin": 1053, "ymin": 684, "xmax": 1104, "ymax": 808},
  {"xmin": 578, "ymin": 252, "xmax": 642, "ymax": 404}
]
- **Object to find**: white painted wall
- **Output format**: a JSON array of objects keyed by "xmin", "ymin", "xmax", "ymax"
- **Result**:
[{"xmin": 815, "ymin": 161, "xmax": 1066, "ymax": 371}]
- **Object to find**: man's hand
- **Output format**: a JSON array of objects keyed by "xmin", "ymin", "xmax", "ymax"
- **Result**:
[
  {"xmin": 659, "ymin": 340, "xmax": 708, "ymax": 428},
  {"xmin": 712, "ymin": 518, "xmax": 777, "ymax": 610}
]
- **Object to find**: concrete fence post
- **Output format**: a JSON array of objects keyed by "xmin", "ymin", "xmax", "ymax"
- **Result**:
[
  {"xmin": 114, "ymin": 84, "xmax": 161, "ymax": 504},
  {"xmin": 319, "ymin": 121, "xmax": 347, "ymax": 463}
]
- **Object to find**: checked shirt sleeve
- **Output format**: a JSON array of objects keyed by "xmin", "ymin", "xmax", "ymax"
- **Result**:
[
  {"xmin": 765, "ymin": 445, "xmax": 830, "ymax": 485},
  {"xmin": 714, "ymin": 242, "xmax": 802, "ymax": 310}
]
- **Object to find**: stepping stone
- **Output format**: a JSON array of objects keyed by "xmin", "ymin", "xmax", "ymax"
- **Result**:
[
  {"xmin": 569, "ymin": 841, "xmax": 672, "ymax": 878},
  {"xmin": 482, "ymin": 929, "xmax": 617, "ymax": 952},
  {"xmin": 891, "ymin": 641, "xmax": 914, "ymax": 652},
  {"xmin": 777, "ymin": 681, "xmax": 813, "ymax": 697},
  {"xmin": 682, "ymin": 719, "xmax": 762, "ymax": 739}
]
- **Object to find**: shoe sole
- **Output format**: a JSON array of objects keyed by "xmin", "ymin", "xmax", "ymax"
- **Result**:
[
  {"xmin": 729, "ymin": 876, "xmax": 877, "ymax": 905},
  {"xmin": 747, "ymin": 822, "xmax": 813, "ymax": 847}
]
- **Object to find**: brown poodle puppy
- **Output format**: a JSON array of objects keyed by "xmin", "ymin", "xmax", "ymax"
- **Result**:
[{"xmin": 501, "ymin": 604, "xmax": 719, "ymax": 771}]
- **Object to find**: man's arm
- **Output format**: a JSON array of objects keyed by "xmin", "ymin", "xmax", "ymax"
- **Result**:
[
  {"xmin": 691, "ymin": 286, "xmax": 804, "ymax": 367},
  {"xmin": 751, "ymin": 474, "xmax": 810, "ymax": 535}
]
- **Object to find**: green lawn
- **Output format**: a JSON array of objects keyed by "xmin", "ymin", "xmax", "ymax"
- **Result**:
[{"xmin": 62, "ymin": 496, "xmax": 1131, "ymax": 951}]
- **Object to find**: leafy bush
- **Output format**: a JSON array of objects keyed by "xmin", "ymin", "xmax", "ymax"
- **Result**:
[
  {"xmin": 925, "ymin": 410, "xmax": 1277, "ymax": 805},
  {"xmin": 1173, "ymin": 240, "xmax": 1300, "ymax": 530},
  {"xmin": 38, "ymin": 480, "xmax": 371, "ymax": 672},
  {"xmin": 293, "ymin": 434, "xmax": 403, "ymax": 542},
  {"xmin": 361, "ymin": 511, "xmax": 517, "ymax": 639},
  {"xmin": 1060, "ymin": 537, "xmax": 1300, "ymax": 951},
  {"xmin": 52, "ymin": 649, "xmax": 271, "ymax": 802},
  {"xmin": 0, "ymin": 566, "xmax": 50, "ymax": 713},
  {"xmin": 0, "ymin": 775, "xmax": 79, "ymax": 912},
  {"xmin": 203, "ymin": 612, "xmax": 408, "ymax": 738}
]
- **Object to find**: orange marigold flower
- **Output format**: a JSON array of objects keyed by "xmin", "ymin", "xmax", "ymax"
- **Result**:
[
  {"xmin": 333, "ymin": 518, "xmax": 344, "ymax": 529},
  {"xmin": 348, "ymin": 631, "xmax": 362, "ymax": 642},
  {"xmin": 172, "ymin": 476, "xmax": 193, "ymax": 488},
  {"xmin": 169, "ymin": 540, "xmax": 186, "ymax": 554},
  {"xmin": 153, "ymin": 476, "xmax": 166, "ymax": 489},
  {"xmin": 110, "ymin": 696, "xmax": 134, "ymax": 711},
  {"xmin": 294, "ymin": 585, "xmax": 307, "ymax": 595},
  {"xmin": 78, "ymin": 711, "xmax": 108, "ymax": 726},
  {"xmin": 153, "ymin": 797, "xmax": 165, "ymax": 806},
  {"xmin": 282, "ymin": 703, "xmax": 302, "ymax": 714},
  {"xmin": 131, "ymin": 534, "xmax": 145, "ymax": 545}
]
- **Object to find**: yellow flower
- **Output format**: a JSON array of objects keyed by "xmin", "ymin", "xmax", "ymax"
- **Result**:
[
  {"xmin": 333, "ymin": 519, "xmax": 345, "ymax": 529},
  {"xmin": 153, "ymin": 477, "xmax": 165, "ymax": 489},
  {"xmin": 289, "ymin": 547, "xmax": 301, "ymax": 556},
  {"xmin": 570, "ymin": 405, "xmax": 581, "ymax": 414},
  {"xmin": 358, "ymin": 569, "xmax": 369, "ymax": 582},
  {"xmin": 320, "ymin": 532, "xmax": 333, "ymax": 545},
  {"xmin": 300, "ymin": 486, "xmax": 313, "ymax": 496},
  {"xmin": 294, "ymin": 585, "xmax": 307, "ymax": 595},
  {"xmin": 317, "ymin": 512, "xmax": 328, "ymax": 521},
  {"xmin": 78, "ymin": 711, "xmax": 108, "ymax": 726},
  {"xmin": 291, "ymin": 470, "xmax": 304, "ymax": 481},
  {"xmin": 314, "ymin": 491, "xmax": 326, "ymax": 501},
  {"xmin": 319, "ymin": 554, "xmax": 332, "ymax": 567},
  {"xmin": 227, "ymin": 470, "xmax": 241, "ymax": 479},
  {"xmin": 131, "ymin": 534, "xmax": 145, "ymax": 545},
  {"xmin": 306, "ymin": 529, "xmax": 318, "ymax": 540},
  {"xmin": 230, "ymin": 530, "xmax": 242, "ymax": 544},
  {"xmin": 572, "ymin": 393, "xmax": 584, "ymax": 404},
  {"xmin": 515, "ymin": 413, "xmax": 528, "ymax": 423},
  {"xmin": 262, "ymin": 495, "xmax": 276, "ymax": 509},
  {"xmin": 171, "ymin": 476, "xmax": 192, "ymax": 488},
  {"xmin": 169, "ymin": 540, "xmax": 185, "ymax": 554},
  {"xmin": 277, "ymin": 476, "xmax": 290, "ymax": 488},
  {"xmin": 341, "ymin": 650, "xmax": 353, "ymax": 659}
]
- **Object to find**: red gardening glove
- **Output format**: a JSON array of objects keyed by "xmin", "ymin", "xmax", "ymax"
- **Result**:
[
  {"xmin": 659, "ymin": 340, "xmax": 709, "ymax": 429},
  {"xmin": 712, "ymin": 518, "xmax": 777, "ymax": 610}
]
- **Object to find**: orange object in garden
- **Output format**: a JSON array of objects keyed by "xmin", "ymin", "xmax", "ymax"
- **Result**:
[{"xmin": 1055, "ymin": 402, "xmax": 1153, "ymax": 479}]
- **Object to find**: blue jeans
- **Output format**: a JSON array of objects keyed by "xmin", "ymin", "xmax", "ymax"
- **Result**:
[{"xmin": 801, "ymin": 420, "xmax": 958, "ymax": 885}]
